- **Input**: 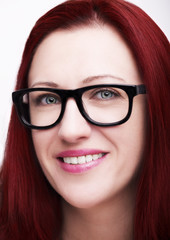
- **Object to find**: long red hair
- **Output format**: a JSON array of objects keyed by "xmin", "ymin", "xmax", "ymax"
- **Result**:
[{"xmin": 0, "ymin": 0, "xmax": 169, "ymax": 239}]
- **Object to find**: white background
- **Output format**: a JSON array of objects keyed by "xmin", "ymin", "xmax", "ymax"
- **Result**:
[{"xmin": 0, "ymin": 0, "xmax": 169, "ymax": 165}]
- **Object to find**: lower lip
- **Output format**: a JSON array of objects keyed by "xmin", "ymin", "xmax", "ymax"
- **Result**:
[{"xmin": 57, "ymin": 154, "xmax": 107, "ymax": 174}]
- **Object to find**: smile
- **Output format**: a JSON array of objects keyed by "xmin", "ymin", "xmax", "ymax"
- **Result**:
[
  {"xmin": 56, "ymin": 149, "xmax": 108, "ymax": 173},
  {"xmin": 62, "ymin": 153, "xmax": 104, "ymax": 165}
]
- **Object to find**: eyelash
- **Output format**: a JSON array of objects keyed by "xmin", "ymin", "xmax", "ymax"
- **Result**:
[
  {"xmin": 33, "ymin": 94, "xmax": 61, "ymax": 106},
  {"xmin": 89, "ymin": 88, "xmax": 120, "ymax": 100}
]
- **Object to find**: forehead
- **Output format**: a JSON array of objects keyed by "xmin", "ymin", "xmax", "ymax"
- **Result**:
[{"xmin": 28, "ymin": 24, "xmax": 141, "ymax": 88}]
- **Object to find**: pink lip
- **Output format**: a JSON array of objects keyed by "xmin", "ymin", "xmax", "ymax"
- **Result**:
[
  {"xmin": 56, "ymin": 149, "xmax": 105, "ymax": 158},
  {"xmin": 56, "ymin": 149, "xmax": 108, "ymax": 174}
]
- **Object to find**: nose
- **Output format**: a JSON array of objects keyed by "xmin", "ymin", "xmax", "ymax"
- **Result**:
[{"xmin": 57, "ymin": 99, "xmax": 92, "ymax": 143}]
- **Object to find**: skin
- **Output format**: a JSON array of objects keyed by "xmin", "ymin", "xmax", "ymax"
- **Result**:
[{"xmin": 28, "ymin": 24, "xmax": 147, "ymax": 240}]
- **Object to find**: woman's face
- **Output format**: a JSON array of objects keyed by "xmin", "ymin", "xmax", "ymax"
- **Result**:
[{"xmin": 28, "ymin": 25, "xmax": 147, "ymax": 208}]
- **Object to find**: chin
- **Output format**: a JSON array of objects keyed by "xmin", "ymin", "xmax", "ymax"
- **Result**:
[
  {"xmin": 62, "ymin": 195, "xmax": 103, "ymax": 210},
  {"xmin": 60, "ymin": 186, "xmax": 115, "ymax": 210}
]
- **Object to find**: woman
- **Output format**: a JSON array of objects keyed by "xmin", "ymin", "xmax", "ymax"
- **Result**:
[{"xmin": 0, "ymin": 0, "xmax": 169, "ymax": 239}]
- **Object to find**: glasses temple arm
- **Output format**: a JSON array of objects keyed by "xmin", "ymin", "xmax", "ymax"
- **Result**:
[{"xmin": 136, "ymin": 84, "xmax": 146, "ymax": 95}]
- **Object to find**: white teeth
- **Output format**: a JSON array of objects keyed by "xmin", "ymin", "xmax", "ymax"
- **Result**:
[
  {"xmin": 71, "ymin": 157, "xmax": 77, "ymax": 164},
  {"xmin": 78, "ymin": 156, "xmax": 86, "ymax": 164},
  {"xmin": 63, "ymin": 153, "xmax": 104, "ymax": 165},
  {"xmin": 93, "ymin": 154, "xmax": 100, "ymax": 160},
  {"xmin": 86, "ymin": 155, "xmax": 93, "ymax": 162}
]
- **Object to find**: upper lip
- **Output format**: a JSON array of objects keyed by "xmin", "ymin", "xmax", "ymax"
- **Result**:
[{"xmin": 56, "ymin": 149, "xmax": 108, "ymax": 158}]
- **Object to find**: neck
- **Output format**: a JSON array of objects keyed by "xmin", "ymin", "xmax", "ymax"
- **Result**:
[{"xmin": 60, "ymin": 186, "xmax": 136, "ymax": 240}]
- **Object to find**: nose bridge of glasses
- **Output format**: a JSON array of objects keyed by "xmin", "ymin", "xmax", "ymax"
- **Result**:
[
  {"xmin": 61, "ymin": 100, "xmax": 87, "ymax": 130},
  {"xmin": 59, "ymin": 88, "xmax": 86, "ymax": 124},
  {"xmin": 62, "ymin": 88, "xmax": 81, "ymax": 99},
  {"xmin": 61, "ymin": 89, "xmax": 81, "ymax": 110},
  {"xmin": 62, "ymin": 88, "xmax": 82, "ymax": 108}
]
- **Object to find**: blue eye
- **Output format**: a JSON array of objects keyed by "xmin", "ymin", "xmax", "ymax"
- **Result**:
[
  {"xmin": 98, "ymin": 90, "xmax": 114, "ymax": 99},
  {"xmin": 32, "ymin": 93, "xmax": 61, "ymax": 106},
  {"xmin": 44, "ymin": 96, "xmax": 58, "ymax": 104},
  {"xmin": 94, "ymin": 89, "xmax": 119, "ymax": 100}
]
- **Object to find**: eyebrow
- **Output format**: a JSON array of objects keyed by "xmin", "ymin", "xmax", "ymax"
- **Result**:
[
  {"xmin": 30, "ymin": 74, "xmax": 125, "ymax": 88},
  {"xmin": 30, "ymin": 81, "xmax": 59, "ymax": 88},
  {"xmin": 82, "ymin": 74, "xmax": 125, "ymax": 84}
]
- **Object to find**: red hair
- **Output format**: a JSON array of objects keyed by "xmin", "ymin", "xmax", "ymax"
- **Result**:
[{"xmin": 0, "ymin": 0, "xmax": 169, "ymax": 239}]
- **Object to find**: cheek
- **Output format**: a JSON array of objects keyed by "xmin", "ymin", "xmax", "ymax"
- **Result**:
[
  {"xmin": 31, "ymin": 129, "xmax": 61, "ymax": 187},
  {"xmin": 121, "ymin": 96, "xmax": 147, "ymax": 155},
  {"xmin": 31, "ymin": 129, "xmax": 56, "ymax": 162},
  {"xmin": 100, "ymin": 97, "xmax": 147, "ymax": 171}
]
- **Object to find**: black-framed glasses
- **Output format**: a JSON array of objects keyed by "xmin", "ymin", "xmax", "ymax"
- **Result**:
[{"xmin": 12, "ymin": 84, "xmax": 146, "ymax": 130}]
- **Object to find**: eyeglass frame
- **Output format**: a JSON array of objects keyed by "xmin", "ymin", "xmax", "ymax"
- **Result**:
[{"xmin": 12, "ymin": 84, "xmax": 146, "ymax": 130}]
